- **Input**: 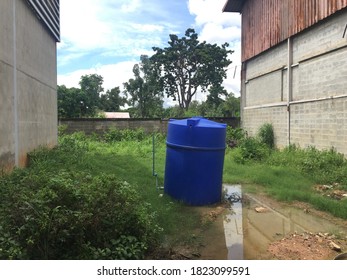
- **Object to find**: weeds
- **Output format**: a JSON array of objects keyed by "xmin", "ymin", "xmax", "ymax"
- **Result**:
[
  {"xmin": 104, "ymin": 128, "xmax": 146, "ymax": 142},
  {"xmin": 1, "ymin": 125, "xmax": 347, "ymax": 259},
  {"xmin": 224, "ymin": 123, "xmax": 347, "ymax": 219},
  {"xmin": 0, "ymin": 169, "xmax": 162, "ymax": 259},
  {"xmin": 257, "ymin": 123, "xmax": 274, "ymax": 149}
]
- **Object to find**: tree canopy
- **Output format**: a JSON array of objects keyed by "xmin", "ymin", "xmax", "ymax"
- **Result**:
[
  {"xmin": 79, "ymin": 74, "xmax": 104, "ymax": 116},
  {"xmin": 100, "ymin": 87, "xmax": 126, "ymax": 112},
  {"xmin": 58, "ymin": 75, "xmax": 125, "ymax": 118},
  {"xmin": 123, "ymin": 55, "xmax": 163, "ymax": 118},
  {"xmin": 151, "ymin": 28, "xmax": 233, "ymax": 110},
  {"xmin": 58, "ymin": 29, "xmax": 238, "ymax": 119}
]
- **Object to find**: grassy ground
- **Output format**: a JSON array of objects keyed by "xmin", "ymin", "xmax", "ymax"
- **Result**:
[
  {"xmin": 1, "ymin": 128, "xmax": 347, "ymax": 259},
  {"xmin": 223, "ymin": 146, "xmax": 347, "ymax": 219}
]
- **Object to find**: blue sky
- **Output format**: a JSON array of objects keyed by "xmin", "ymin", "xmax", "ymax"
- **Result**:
[{"xmin": 57, "ymin": 0, "xmax": 241, "ymax": 106}]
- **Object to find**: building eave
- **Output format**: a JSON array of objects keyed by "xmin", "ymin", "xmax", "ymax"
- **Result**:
[{"xmin": 222, "ymin": 0, "xmax": 246, "ymax": 13}]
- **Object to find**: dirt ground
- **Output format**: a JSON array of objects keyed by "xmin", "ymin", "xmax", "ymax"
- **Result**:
[
  {"xmin": 266, "ymin": 199, "xmax": 347, "ymax": 260},
  {"xmin": 250, "ymin": 189, "xmax": 347, "ymax": 260},
  {"xmin": 150, "ymin": 191, "xmax": 347, "ymax": 260},
  {"xmin": 267, "ymin": 231, "xmax": 346, "ymax": 260}
]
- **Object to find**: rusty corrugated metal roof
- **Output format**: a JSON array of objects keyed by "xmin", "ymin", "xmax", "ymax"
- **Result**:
[
  {"xmin": 223, "ymin": 0, "xmax": 246, "ymax": 13},
  {"xmin": 225, "ymin": 0, "xmax": 347, "ymax": 61},
  {"xmin": 104, "ymin": 112, "xmax": 130, "ymax": 119}
]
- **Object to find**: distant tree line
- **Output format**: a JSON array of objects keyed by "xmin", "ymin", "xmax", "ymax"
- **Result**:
[{"xmin": 58, "ymin": 29, "xmax": 240, "ymax": 119}]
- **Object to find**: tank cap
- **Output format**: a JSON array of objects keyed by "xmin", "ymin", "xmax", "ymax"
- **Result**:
[{"xmin": 187, "ymin": 117, "xmax": 201, "ymax": 127}]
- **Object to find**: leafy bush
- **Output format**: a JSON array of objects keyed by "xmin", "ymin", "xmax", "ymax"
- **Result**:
[
  {"xmin": 233, "ymin": 137, "xmax": 271, "ymax": 164},
  {"xmin": 104, "ymin": 128, "xmax": 146, "ymax": 142},
  {"xmin": 0, "ymin": 170, "xmax": 162, "ymax": 259},
  {"xmin": 257, "ymin": 123, "xmax": 274, "ymax": 149},
  {"xmin": 268, "ymin": 145, "xmax": 347, "ymax": 185},
  {"xmin": 226, "ymin": 126, "xmax": 247, "ymax": 148}
]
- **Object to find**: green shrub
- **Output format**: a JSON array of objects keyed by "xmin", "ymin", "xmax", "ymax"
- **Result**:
[
  {"xmin": 267, "ymin": 145, "xmax": 347, "ymax": 185},
  {"xmin": 58, "ymin": 124, "xmax": 68, "ymax": 136},
  {"xmin": 257, "ymin": 123, "xmax": 274, "ymax": 149},
  {"xmin": 104, "ymin": 128, "xmax": 146, "ymax": 142},
  {"xmin": 0, "ymin": 170, "xmax": 162, "ymax": 259},
  {"xmin": 28, "ymin": 133, "xmax": 89, "ymax": 170},
  {"xmin": 226, "ymin": 126, "xmax": 247, "ymax": 148},
  {"xmin": 233, "ymin": 136, "xmax": 271, "ymax": 164}
]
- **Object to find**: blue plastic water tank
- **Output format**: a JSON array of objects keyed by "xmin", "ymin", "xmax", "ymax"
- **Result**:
[{"xmin": 164, "ymin": 117, "xmax": 227, "ymax": 205}]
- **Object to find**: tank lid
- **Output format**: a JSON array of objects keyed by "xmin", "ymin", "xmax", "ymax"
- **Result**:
[
  {"xmin": 187, "ymin": 117, "xmax": 201, "ymax": 127},
  {"xmin": 167, "ymin": 117, "xmax": 227, "ymax": 149},
  {"xmin": 169, "ymin": 117, "xmax": 226, "ymax": 128}
]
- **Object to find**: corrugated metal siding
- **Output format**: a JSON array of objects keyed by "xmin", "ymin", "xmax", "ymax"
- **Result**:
[
  {"xmin": 223, "ymin": 0, "xmax": 245, "ymax": 12},
  {"xmin": 26, "ymin": 0, "xmax": 60, "ymax": 42},
  {"xmin": 241, "ymin": 0, "xmax": 347, "ymax": 61}
]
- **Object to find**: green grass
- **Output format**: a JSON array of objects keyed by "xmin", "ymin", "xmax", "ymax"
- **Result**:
[
  {"xmin": 57, "ymin": 133, "xmax": 202, "ymax": 241},
  {"xmin": 223, "ymin": 146, "xmax": 347, "ymax": 219},
  {"xmin": 1, "ymin": 128, "xmax": 347, "ymax": 259},
  {"xmin": 56, "ymin": 131, "xmax": 347, "ymax": 221}
]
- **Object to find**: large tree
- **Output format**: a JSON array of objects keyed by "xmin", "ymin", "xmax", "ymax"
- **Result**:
[
  {"xmin": 151, "ymin": 28, "xmax": 233, "ymax": 110},
  {"xmin": 99, "ymin": 86, "xmax": 126, "ymax": 112},
  {"xmin": 123, "ymin": 55, "xmax": 163, "ymax": 118},
  {"xmin": 57, "ymin": 85, "xmax": 86, "ymax": 118},
  {"xmin": 79, "ymin": 74, "xmax": 104, "ymax": 116}
]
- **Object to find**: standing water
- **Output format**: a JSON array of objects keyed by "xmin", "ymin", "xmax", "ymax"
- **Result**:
[
  {"xmin": 224, "ymin": 185, "xmax": 243, "ymax": 259},
  {"xmin": 223, "ymin": 184, "xmax": 346, "ymax": 259}
]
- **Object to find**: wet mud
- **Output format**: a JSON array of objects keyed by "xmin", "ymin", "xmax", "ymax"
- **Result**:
[{"xmin": 198, "ymin": 185, "xmax": 347, "ymax": 260}]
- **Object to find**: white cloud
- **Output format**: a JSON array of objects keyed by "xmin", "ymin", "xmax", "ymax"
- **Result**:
[
  {"xmin": 121, "ymin": 0, "xmax": 141, "ymax": 13},
  {"xmin": 199, "ymin": 22, "xmax": 240, "ymax": 45},
  {"xmin": 188, "ymin": 0, "xmax": 241, "ymax": 28},
  {"xmin": 58, "ymin": 0, "xmax": 172, "ymax": 68},
  {"xmin": 130, "ymin": 23, "xmax": 164, "ymax": 33},
  {"xmin": 187, "ymin": 0, "xmax": 241, "ymax": 96},
  {"xmin": 59, "ymin": 0, "xmax": 112, "ymax": 52},
  {"xmin": 57, "ymin": 0, "xmax": 242, "ymax": 107},
  {"xmin": 57, "ymin": 61, "xmax": 136, "ymax": 93}
]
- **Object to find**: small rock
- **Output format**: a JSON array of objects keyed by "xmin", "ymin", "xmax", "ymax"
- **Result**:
[
  {"xmin": 255, "ymin": 206, "xmax": 268, "ymax": 213},
  {"xmin": 329, "ymin": 241, "xmax": 342, "ymax": 252}
]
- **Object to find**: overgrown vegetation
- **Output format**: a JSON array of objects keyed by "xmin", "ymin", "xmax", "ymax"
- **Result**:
[
  {"xmin": 0, "ymin": 130, "xmax": 164, "ymax": 259},
  {"xmin": 224, "ymin": 123, "xmax": 347, "ymax": 219},
  {"xmin": 1, "ymin": 124, "xmax": 347, "ymax": 259}
]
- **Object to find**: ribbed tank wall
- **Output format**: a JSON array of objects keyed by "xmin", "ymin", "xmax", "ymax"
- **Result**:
[{"xmin": 164, "ymin": 117, "xmax": 227, "ymax": 206}]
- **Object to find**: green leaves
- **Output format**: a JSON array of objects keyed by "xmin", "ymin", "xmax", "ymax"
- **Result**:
[
  {"xmin": 123, "ymin": 55, "xmax": 164, "ymax": 118},
  {"xmin": 151, "ymin": 28, "xmax": 233, "ymax": 110},
  {"xmin": 58, "ymin": 75, "xmax": 125, "ymax": 118},
  {"xmin": 0, "ymin": 164, "xmax": 161, "ymax": 259}
]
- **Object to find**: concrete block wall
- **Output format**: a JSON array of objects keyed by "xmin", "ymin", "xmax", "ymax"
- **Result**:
[
  {"xmin": 294, "ymin": 48, "xmax": 347, "ymax": 100},
  {"xmin": 244, "ymin": 41, "xmax": 288, "ymax": 107},
  {"xmin": 290, "ymin": 98, "xmax": 347, "ymax": 153},
  {"xmin": 241, "ymin": 9, "xmax": 347, "ymax": 155},
  {"xmin": 0, "ymin": 0, "xmax": 58, "ymax": 171},
  {"xmin": 243, "ymin": 106, "xmax": 288, "ymax": 148},
  {"xmin": 60, "ymin": 119, "xmax": 169, "ymax": 135},
  {"xmin": 59, "ymin": 117, "xmax": 240, "ymax": 136}
]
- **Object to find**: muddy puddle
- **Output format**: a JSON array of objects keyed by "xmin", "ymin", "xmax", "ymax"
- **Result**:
[{"xmin": 201, "ymin": 184, "xmax": 347, "ymax": 260}]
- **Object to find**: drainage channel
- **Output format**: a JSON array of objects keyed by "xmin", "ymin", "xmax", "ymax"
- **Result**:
[
  {"xmin": 224, "ymin": 185, "xmax": 243, "ymax": 259},
  {"xmin": 223, "ymin": 184, "xmax": 346, "ymax": 260}
]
